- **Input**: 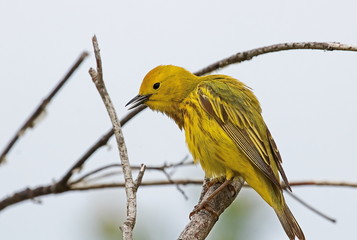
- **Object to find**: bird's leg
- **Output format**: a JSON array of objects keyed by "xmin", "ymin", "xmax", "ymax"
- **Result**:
[{"xmin": 190, "ymin": 179, "xmax": 233, "ymax": 219}]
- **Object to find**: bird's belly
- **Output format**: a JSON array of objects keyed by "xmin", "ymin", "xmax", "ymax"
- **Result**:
[{"xmin": 184, "ymin": 116, "xmax": 250, "ymax": 179}]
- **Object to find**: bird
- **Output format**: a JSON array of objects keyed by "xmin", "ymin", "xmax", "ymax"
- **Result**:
[{"xmin": 126, "ymin": 65, "xmax": 305, "ymax": 240}]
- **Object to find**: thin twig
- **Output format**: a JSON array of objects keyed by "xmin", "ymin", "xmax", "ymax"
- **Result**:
[
  {"xmin": 76, "ymin": 171, "xmax": 122, "ymax": 184},
  {"xmin": 69, "ymin": 159, "xmax": 195, "ymax": 185},
  {"xmin": 162, "ymin": 168, "xmax": 188, "ymax": 200},
  {"xmin": 285, "ymin": 191, "xmax": 336, "ymax": 223},
  {"xmin": 194, "ymin": 42, "xmax": 357, "ymax": 76},
  {"xmin": 88, "ymin": 35, "xmax": 142, "ymax": 240},
  {"xmin": 0, "ymin": 52, "xmax": 89, "ymax": 164},
  {"xmin": 70, "ymin": 164, "xmax": 122, "ymax": 185},
  {"xmin": 71, "ymin": 179, "xmax": 203, "ymax": 189}
]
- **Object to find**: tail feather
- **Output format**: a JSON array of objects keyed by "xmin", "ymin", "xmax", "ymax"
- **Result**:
[{"xmin": 276, "ymin": 205, "xmax": 305, "ymax": 240}]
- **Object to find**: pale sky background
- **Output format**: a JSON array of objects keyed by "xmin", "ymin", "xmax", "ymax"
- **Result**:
[{"xmin": 1, "ymin": 1, "xmax": 357, "ymax": 239}]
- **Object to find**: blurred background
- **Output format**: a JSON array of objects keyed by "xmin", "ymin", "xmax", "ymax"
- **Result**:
[{"xmin": 1, "ymin": 1, "xmax": 357, "ymax": 239}]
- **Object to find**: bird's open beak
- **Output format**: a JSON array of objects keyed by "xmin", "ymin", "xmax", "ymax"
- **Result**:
[{"xmin": 125, "ymin": 94, "xmax": 152, "ymax": 110}]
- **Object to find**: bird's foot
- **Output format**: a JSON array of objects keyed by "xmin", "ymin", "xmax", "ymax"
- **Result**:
[{"xmin": 189, "ymin": 202, "xmax": 219, "ymax": 220}]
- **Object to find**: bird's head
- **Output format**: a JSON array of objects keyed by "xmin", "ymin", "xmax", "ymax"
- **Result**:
[{"xmin": 126, "ymin": 65, "xmax": 199, "ymax": 112}]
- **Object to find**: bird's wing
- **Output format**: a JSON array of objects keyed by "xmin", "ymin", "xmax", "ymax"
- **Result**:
[{"xmin": 197, "ymin": 78, "xmax": 290, "ymax": 190}]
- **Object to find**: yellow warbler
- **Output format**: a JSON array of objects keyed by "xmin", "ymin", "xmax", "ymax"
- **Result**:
[{"xmin": 127, "ymin": 65, "xmax": 304, "ymax": 240}]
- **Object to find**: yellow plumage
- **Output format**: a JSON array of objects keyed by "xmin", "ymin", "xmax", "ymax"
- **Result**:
[{"xmin": 126, "ymin": 65, "xmax": 304, "ymax": 240}]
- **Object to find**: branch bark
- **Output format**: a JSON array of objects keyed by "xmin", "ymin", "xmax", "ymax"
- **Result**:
[{"xmin": 178, "ymin": 177, "xmax": 245, "ymax": 240}]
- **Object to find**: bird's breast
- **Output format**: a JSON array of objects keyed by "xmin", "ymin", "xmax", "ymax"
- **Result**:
[{"xmin": 180, "ymin": 98, "xmax": 237, "ymax": 178}]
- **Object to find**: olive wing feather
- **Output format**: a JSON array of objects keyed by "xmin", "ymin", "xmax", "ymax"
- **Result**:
[{"xmin": 197, "ymin": 79, "xmax": 290, "ymax": 190}]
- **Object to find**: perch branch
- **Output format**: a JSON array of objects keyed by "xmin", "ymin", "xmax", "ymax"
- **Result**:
[{"xmin": 178, "ymin": 177, "xmax": 245, "ymax": 240}]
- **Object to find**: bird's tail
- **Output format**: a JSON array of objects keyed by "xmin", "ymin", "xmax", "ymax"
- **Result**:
[{"xmin": 275, "ymin": 204, "xmax": 305, "ymax": 240}]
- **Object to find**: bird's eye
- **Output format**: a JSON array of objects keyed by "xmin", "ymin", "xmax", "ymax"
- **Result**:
[{"xmin": 153, "ymin": 82, "xmax": 160, "ymax": 90}]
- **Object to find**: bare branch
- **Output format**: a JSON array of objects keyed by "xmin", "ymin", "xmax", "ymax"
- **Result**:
[
  {"xmin": 0, "ymin": 52, "xmax": 89, "ymax": 164},
  {"xmin": 2, "ymin": 178, "xmax": 357, "ymax": 212},
  {"xmin": 88, "ymin": 35, "xmax": 140, "ymax": 240},
  {"xmin": 0, "ymin": 184, "xmax": 68, "ymax": 212},
  {"xmin": 194, "ymin": 42, "xmax": 357, "ymax": 76}
]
